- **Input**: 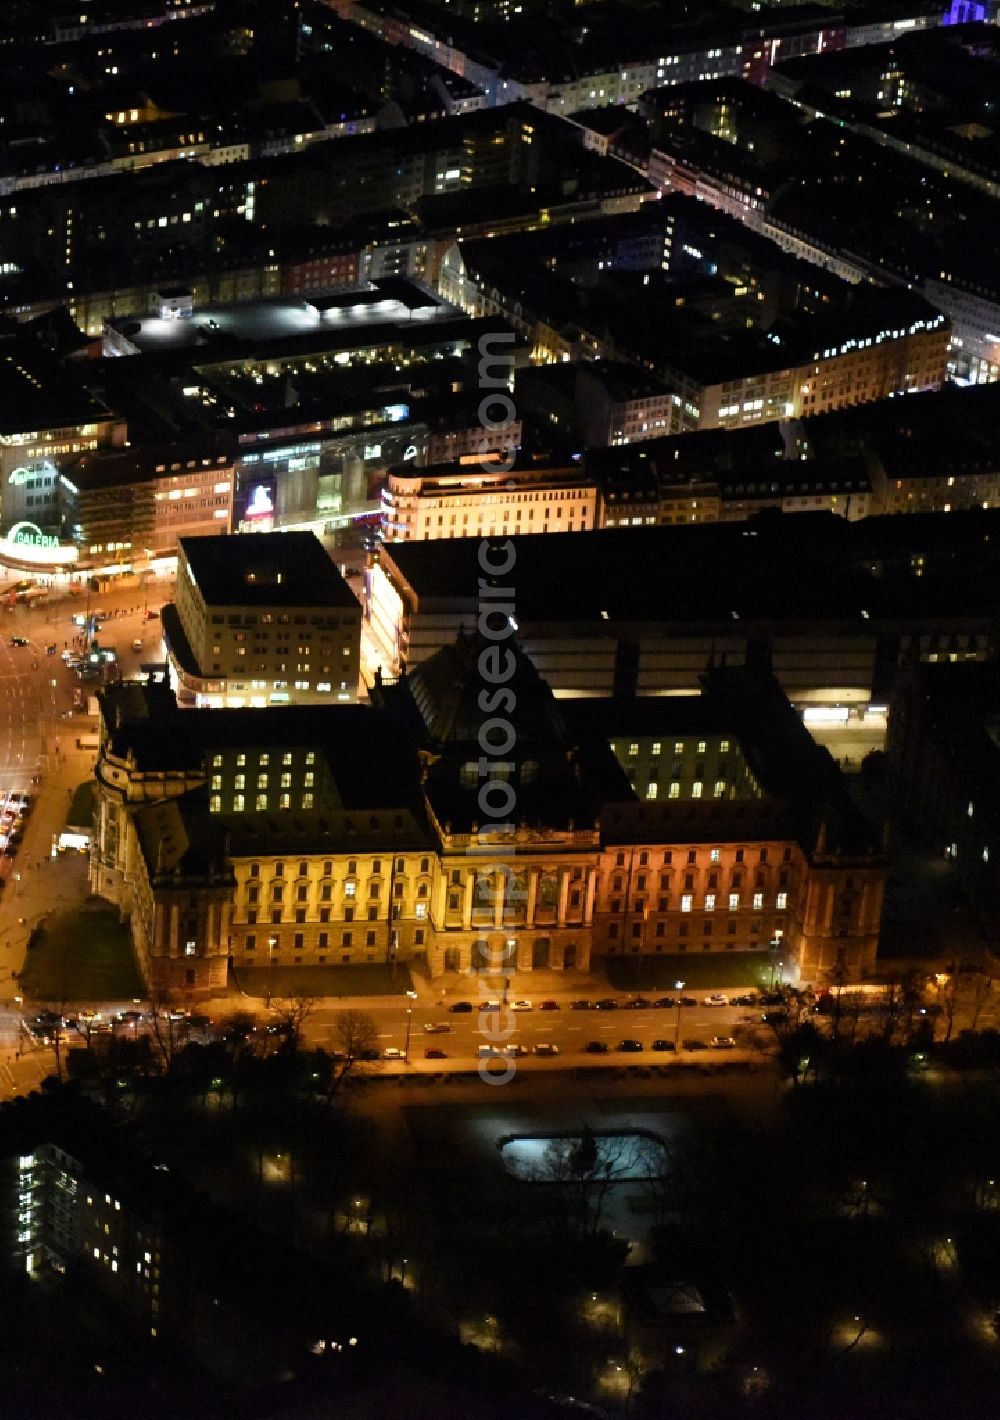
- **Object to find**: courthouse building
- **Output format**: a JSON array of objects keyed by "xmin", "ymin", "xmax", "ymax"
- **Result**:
[{"xmin": 90, "ymin": 637, "xmax": 884, "ymax": 996}]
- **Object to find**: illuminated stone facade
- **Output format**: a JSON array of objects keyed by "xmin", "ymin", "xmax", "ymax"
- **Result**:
[{"xmin": 90, "ymin": 640, "xmax": 884, "ymax": 997}]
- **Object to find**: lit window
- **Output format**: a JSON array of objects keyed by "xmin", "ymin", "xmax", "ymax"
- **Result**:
[
  {"xmin": 184, "ymin": 940, "xmax": 196, "ymax": 956},
  {"xmin": 233, "ymin": 794, "xmax": 244, "ymax": 812},
  {"xmin": 256, "ymin": 794, "xmax": 267, "ymax": 811},
  {"xmin": 705, "ymin": 893, "xmax": 716, "ymax": 911},
  {"xmin": 628, "ymin": 742, "xmax": 639, "ymax": 757},
  {"xmin": 697, "ymin": 740, "xmax": 707, "ymax": 754},
  {"xmin": 753, "ymin": 892, "xmax": 763, "ymax": 909},
  {"xmin": 669, "ymin": 782, "xmax": 680, "ymax": 798},
  {"xmin": 646, "ymin": 782, "xmax": 658, "ymax": 800},
  {"xmin": 968, "ymin": 801, "xmax": 975, "ymax": 818},
  {"xmin": 302, "ymin": 793, "xmax": 314, "ymax": 809},
  {"xmin": 674, "ymin": 741, "xmax": 684, "ymax": 754},
  {"xmin": 776, "ymin": 892, "xmax": 787, "ymax": 910},
  {"xmin": 692, "ymin": 782, "xmax": 703, "ymax": 798},
  {"xmin": 681, "ymin": 894, "xmax": 692, "ymax": 912},
  {"xmin": 651, "ymin": 741, "xmax": 661, "ymax": 756},
  {"xmin": 728, "ymin": 893, "xmax": 739, "ymax": 910},
  {"xmin": 714, "ymin": 781, "xmax": 726, "ymax": 798},
  {"xmin": 710, "ymin": 849, "xmax": 720, "ymax": 863},
  {"xmin": 415, "ymin": 902, "xmax": 427, "ymax": 919}
]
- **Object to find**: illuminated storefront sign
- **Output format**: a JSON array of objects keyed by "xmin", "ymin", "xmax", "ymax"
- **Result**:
[{"xmin": 0, "ymin": 521, "xmax": 78, "ymax": 566}]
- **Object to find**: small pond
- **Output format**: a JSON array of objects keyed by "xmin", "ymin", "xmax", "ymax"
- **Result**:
[{"xmin": 499, "ymin": 1128, "xmax": 668, "ymax": 1182}]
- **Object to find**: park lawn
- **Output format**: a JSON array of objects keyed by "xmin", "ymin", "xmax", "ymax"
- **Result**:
[
  {"xmin": 603, "ymin": 951, "xmax": 776, "ymax": 991},
  {"xmin": 19, "ymin": 905, "xmax": 143, "ymax": 1004}
]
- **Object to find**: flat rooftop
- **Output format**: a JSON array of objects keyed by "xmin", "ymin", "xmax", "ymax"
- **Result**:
[
  {"xmin": 179, "ymin": 532, "xmax": 360, "ymax": 610},
  {"xmin": 104, "ymin": 281, "xmax": 451, "ymax": 357}
]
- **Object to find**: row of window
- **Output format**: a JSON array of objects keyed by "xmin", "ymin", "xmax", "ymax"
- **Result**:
[{"xmin": 212, "ymin": 751, "xmax": 316, "ymax": 768}]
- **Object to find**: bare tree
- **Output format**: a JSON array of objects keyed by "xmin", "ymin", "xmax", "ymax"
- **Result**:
[
  {"xmin": 268, "ymin": 995, "xmax": 317, "ymax": 1051},
  {"xmin": 325, "ymin": 1009, "xmax": 380, "ymax": 1104},
  {"xmin": 970, "ymin": 974, "xmax": 993, "ymax": 1031}
]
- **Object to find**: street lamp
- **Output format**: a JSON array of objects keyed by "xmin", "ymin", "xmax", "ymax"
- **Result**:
[
  {"xmin": 266, "ymin": 935, "xmax": 277, "ymax": 1008},
  {"xmin": 674, "ymin": 980, "xmax": 685, "ymax": 1050},
  {"xmin": 403, "ymin": 989, "xmax": 417, "ymax": 1061}
]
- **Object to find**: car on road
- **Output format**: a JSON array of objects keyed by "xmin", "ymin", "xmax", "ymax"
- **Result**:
[
  {"xmin": 504, "ymin": 1044, "xmax": 529, "ymax": 1057},
  {"xmin": 617, "ymin": 1039, "xmax": 644, "ymax": 1053},
  {"xmin": 761, "ymin": 1010, "xmax": 787, "ymax": 1025},
  {"xmin": 60, "ymin": 649, "xmax": 74, "ymax": 661},
  {"xmin": 448, "ymin": 1001, "xmax": 474, "ymax": 1013},
  {"xmin": 382, "ymin": 1047, "xmax": 406, "ymax": 1060},
  {"xmin": 584, "ymin": 1041, "xmax": 609, "ymax": 1054},
  {"xmin": 652, "ymin": 997, "xmax": 677, "ymax": 1009},
  {"xmin": 569, "ymin": 1000, "xmax": 592, "ymax": 1010},
  {"xmin": 533, "ymin": 1042, "xmax": 560, "ymax": 1056},
  {"xmin": 732, "ymin": 994, "xmax": 759, "ymax": 1007},
  {"xmin": 424, "ymin": 1022, "xmax": 452, "ymax": 1034},
  {"xmin": 425, "ymin": 1048, "xmax": 448, "ymax": 1060},
  {"xmin": 478, "ymin": 1000, "xmax": 501, "ymax": 1013},
  {"xmin": 679, "ymin": 996, "xmax": 698, "ymax": 1008},
  {"xmin": 651, "ymin": 1039, "xmax": 676, "ymax": 1052},
  {"xmin": 703, "ymin": 993, "xmax": 729, "ymax": 1006},
  {"xmin": 510, "ymin": 999, "xmax": 533, "ymax": 1012},
  {"xmin": 9, "ymin": 637, "xmax": 28, "ymax": 648},
  {"xmin": 624, "ymin": 997, "xmax": 652, "ymax": 1010},
  {"xmin": 116, "ymin": 1010, "xmax": 144, "ymax": 1023},
  {"xmin": 358, "ymin": 1048, "xmax": 380, "ymax": 1061},
  {"xmin": 683, "ymin": 1039, "xmax": 708, "ymax": 1051},
  {"xmin": 594, "ymin": 999, "xmax": 619, "ymax": 1010},
  {"xmin": 477, "ymin": 1045, "xmax": 500, "ymax": 1059},
  {"xmin": 538, "ymin": 999, "xmax": 560, "ymax": 1011},
  {"xmin": 711, "ymin": 1036, "xmax": 736, "ymax": 1049}
]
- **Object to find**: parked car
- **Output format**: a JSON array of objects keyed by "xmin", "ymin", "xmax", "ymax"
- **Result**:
[
  {"xmin": 679, "ymin": 996, "xmax": 698, "ymax": 1008},
  {"xmin": 617, "ymin": 1039, "xmax": 644, "ymax": 1053},
  {"xmin": 382, "ymin": 1047, "xmax": 406, "ymax": 1060},
  {"xmin": 569, "ymin": 1000, "xmax": 592, "ymax": 1010},
  {"xmin": 594, "ymin": 999, "xmax": 619, "ymax": 1010},
  {"xmin": 652, "ymin": 997, "xmax": 677, "ymax": 1009},
  {"xmin": 584, "ymin": 1041, "xmax": 609, "ymax": 1054},
  {"xmin": 761, "ymin": 1010, "xmax": 787, "ymax": 1025},
  {"xmin": 652, "ymin": 1039, "xmax": 676, "ymax": 1052},
  {"xmin": 9, "ymin": 637, "xmax": 28, "ymax": 648},
  {"xmin": 711, "ymin": 1036, "xmax": 736, "ymax": 1049},
  {"xmin": 424, "ymin": 1022, "xmax": 452, "ymax": 1034},
  {"xmin": 504, "ymin": 1044, "xmax": 529, "ymax": 1057},
  {"xmin": 624, "ymin": 997, "xmax": 652, "ymax": 1010},
  {"xmin": 538, "ymin": 999, "xmax": 560, "ymax": 1011},
  {"xmin": 703, "ymin": 993, "xmax": 729, "ymax": 1007},
  {"xmin": 683, "ymin": 1039, "xmax": 708, "ymax": 1051},
  {"xmin": 425, "ymin": 1048, "xmax": 448, "ymax": 1060},
  {"xmin": 533, "ymin": 1043, "xmax": 560, "ymax": 1056},
  {"xmin": 509, "ymin": 999, "xmax": 533, "ymax": 1012},
  {"xmin": 448, "ymin": 1001, "xmax": 474, "ymax": 1013},
  {"xmin": 732, "ymin": 994, "xmax": 759, "ymax": 1007},
  {"xmin": 477, "ymin": 1045, "xmax": 500, "ymax": 1059},
  {"xmin": 358, "ymin": 1048, "xmax": 380, "ymax": 1061}
]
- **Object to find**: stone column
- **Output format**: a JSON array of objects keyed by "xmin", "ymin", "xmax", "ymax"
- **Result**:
[
  {"xmin": 169, "ymin": 903, "xmax": 179, "ymax": 958},
  {"xmin": 493, "ymin": 869, "xmax": 505, "ymax": 930},
  {"xmin": 584, "ymin": 868, "xmax": 597, "ymax": 925},
  {"xmin": 435, "ymin": 873, "xmax": 448, "ymax": 926},
  {"xmin": 557, "ymin": 869, "xmax": 569, "ymax": 927},
  {"xmin": 463, "ymin": 873, "xmax": 474, "ymax": 930},
  {"xmin": 526, "ymin": 869, "xmax": 539, "ymax": 926}
]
